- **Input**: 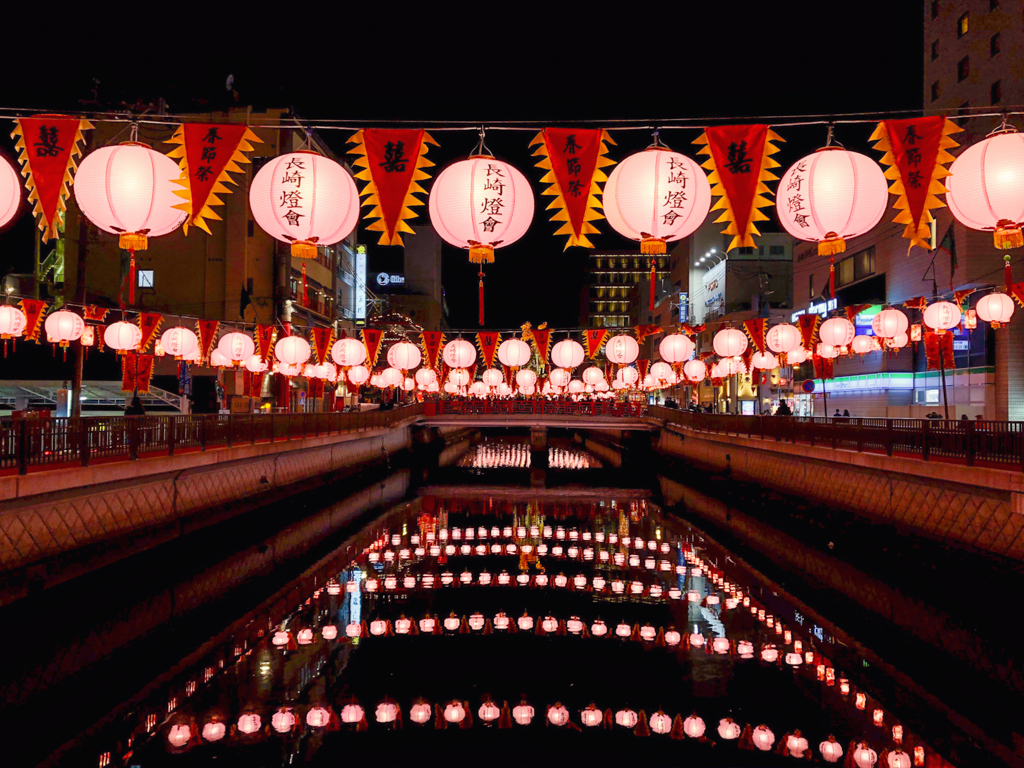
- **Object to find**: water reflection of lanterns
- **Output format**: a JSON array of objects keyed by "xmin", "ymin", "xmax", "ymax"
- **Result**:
[
  {"xmin": 547, "ymin": 704, "xmax": 570, "ymax": 726},
  {"xmin": 872, "ymin": 708, "xmax": 884, "ymax": 726},
  {"xmin": 237, "ymin": 713, "xmax": 262, "ymax": 734},
  {"xmin": 718, "ymin": 718, "xmax": 742, "ymax": 740},
  {"xmin": 469, "ymin": 613, "xmax": 485, "ymax": 631},
  {"xmin": 513, "ymin": 700, "xmax": 534, "ymax": 725},
  {"xmin": 785, "ymin": 652, "xmax": 802, "ymax": 666},
  {"xmin": 419, "ymin": 617, "xmax": 436, "ymax": 633},
  {"xmin": 167, "ymin": 723, "xmax": 192, "ymax": 748},
  {"xmin": 321, "ymin": 624, "xmax": 337, "ymax": 640},
  {"xmin": 369, "ymin": 620, "xmax": 387, "ymax": 636},
  {"xmin": 683, "ymin": 715, "xmax": 705, "ymax": 739},
  {"xmin": 410, "ymin": 701, "xmax": 432, "ymax": 725},
  {"xmin": 592, "ymin": 576, "xmax": 605, "ymax": 591},
  {"xmin": 296, "ymin": 628, "xmax": 314, "ymax": 645},
  {"xmin": 615, "ymin": 708, "xmax": 638, "ymax": 728},
  {"xmin": 664, "ymin": 629, "xmax": 681, "ymax": 646},
  {"xmin": 478, "ymin": 700, "xmax": 500, "ymax": 723},
  {"xmin": 591, "ymin": 620, "xmax": 608, "ymax": 637},
  {"xmin": 202, "ymin": 721, "xmax": 226, "ymax": 742},
  {"xmin": 761, "ymin": 646, "xmax": 779, "ymax": 662},
  {"xmin": 395, "ymin": 617, "xmax": 412, "ymax": 634},
  {"xmin": 341, "ymin": 704, "xmax": 364, "ymax": 725},
  {"xmin": 567, "ymin": 616, "xmax": 584, "ymax": 634},
  {"xmin": 712, "ymin": 637, "xmax": 730, "ymax": 654},
  {"xmin": 581, "ymin": 705, "xmax": 602, "ymax": 727},
  {"xmin": 853, "ymin": 743, "xmax": 878, "ymax": 768},
  {"xmin": 689, "ymin": 631, "xmax": 705, "ymax": 648},
  {"xmin": 375, "ymin": 701, "xmax": 399, "ymax": 724},
  {"xmin": 272, "ymin": 630, "xmax": 290, "ymax": 646},
  {"xmin": 786, "ymin": 731, "xmax": 810, "ymax": 758},
  {"xmin": 820, "ymin": 736, "xmax": 844, "ymax": 763},
  {"xmin": 856, "ymin": 692, "xmax": 867, "ymax": 710},
  {"xmin": 752, "ymin": 725, "xmax": 775, "ymax": 751}
]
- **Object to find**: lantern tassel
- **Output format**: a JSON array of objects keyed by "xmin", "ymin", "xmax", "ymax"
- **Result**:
[
  {"xmin": 468, "ymin": 242, "xmax": 494, "ymax": 264},
  {"xmin": 1005, "ymin": 255, "xmax": 1014, "ymax": 291},
  {"xmin": 995, "ymin": 221, "xmax": 1023, "ymax": 250},
  {"xmin": 640, "ymin": 235, "xmax": 666, "ymax": 255},
  {"xmin": 818, "ymin": 233, "xmax": 846, "ymax": 257},
  {"xmin": 478, "ymin": 269, "xmax": 485, "ymax": 326},
  {"xmin": 649, "ymin": 261, "xmax": 656, "ymax": 311},
  {"xmin": 128, "ymin": 247, "xmax": 136, "ymax": 306},
  {"xmin": 829, "ymin": 256, "xmax": 836, "ymax": 300}
]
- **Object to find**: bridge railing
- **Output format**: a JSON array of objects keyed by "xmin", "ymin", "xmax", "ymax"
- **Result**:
[
  {"xmin": 0, "ymin": 404, "xmax": 423, "ymax": 475},
  {"xmin": 649, "ymin": 406, "xmax": 1024, "ymax": 470},
  {"xmin": 426, "ymin": 400, "xmax": 648, "ymax": 418}
]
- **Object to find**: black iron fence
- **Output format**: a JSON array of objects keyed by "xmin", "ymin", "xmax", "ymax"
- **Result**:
[
  {"xmin": 650, "ymin": 406, "xmax": 1024, "ymax": 470},
  {"xmin": 0, "ymin": 405, "xmax": 423, "ymax": 475}
]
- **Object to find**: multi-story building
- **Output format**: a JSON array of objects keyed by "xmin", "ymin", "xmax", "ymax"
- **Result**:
[
  {"xmin": 581, "ymin": 251, "xmax": 671, "ymax": 328},
  {"xmin": 790, "ymin": 1, "xmax": 1024, "ymax": 418},
  {"xmin": 367, "ymin": 225, "xmax": 447, "ymax": 331}
]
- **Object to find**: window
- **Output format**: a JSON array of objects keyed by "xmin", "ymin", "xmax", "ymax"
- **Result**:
[
  {"xmin": 835, "ymin": 247, "xmax": 875, "ymax": 288},
  {"xmin": 991, "ymin": 33, "xmax": 1000, "ymax": 56},
  {"xmin": 769, "ymin": 244, "xmax": 785, "ymax": 255},
  {"xmin": 957, "ymin": 56, "xmax": 969, "ymax": 81},
  {"xmin": 931, "ymin": 81, "xmax": 940, "ymax": 101},
  {"xmin": 138, "ymin": 269, "xmax": 154, "ymax": 288},
  {"xmin": 991, "ymin": 80, "xmax": 1002, "ymax": 104},
  {"xmin": 957, "ymin": 12, "xmax": 968, "ymax": 36},
  {"xmin": 931, "ymin": 39, "xmax": 939, "ymax": 60},
  {"xmin": 246, "ymin": 219, "xmax": 254, "ymax": 238},
  {"xmin": 931, "ymin": 0, "xmax": 938, "ymax": 19},
  {"xmin": 838, "ymin": 258, "xmax": 855, "ymax": 287}
]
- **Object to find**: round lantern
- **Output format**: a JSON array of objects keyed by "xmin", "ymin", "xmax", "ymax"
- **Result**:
[
  {"xmin": 872, "ymin": 308, "xmax": 908, "ymax": 338},
  {"xmin": 321, "ymin": 624, "xmax": 338, "ymax": 640},
  {"xmin": 945, "ymin": 130, "xmax": 1024, "ymax": 248},
  {"xmin": 160, "ymin": 327, "xmax": 199, "ymax": 360},
  {"xmin": 820, "ymin": 737, "xmax": 845, "ymax": 763},
  {"xmin": 479, "ymin": 700, "xmax": 500, "ymax": 723},
  {"xmin": 445, "ymin": 702, "xmax": 468, "ymax": 725},
  {"xmin": 331, "ymin": 337, "xmax": 366, "ymax": 367},
  {"xmin": 497, "ymin": 338, "xmax": 531, "ymax": 367},
  {"xmin": 519, "ymin": 384, "xmax": 536, "ymax": 396},
  {"xmin": 443, "ymin": 338, "xmax": 477, "ymax": 368},
  {"xmin": 887, "ymin": 750, "xmax": 912, "ymax": 768},
  {"xmin": 74, "ymin": 142, "xmax": 186, "ymax": 249},
  {"xmin": 306, "ymin": 706, "xmax": 331, "ymax": 729},
  {"xmin": 851, "ymin": 335, "xmax": 880, "ymax": 354},
  {"xmin": 218, "ymin": 331, "xmax": 255, "ymax": 364},
  {"xmin": 375, "ymin": 701, "xmax": 399, "ymax": 724},
  {"xmin": 249, "ymin": 151, "xmax": 358, "ymax": 257},
  {"xmin": 603, "ymin": 146, "xmax": 712, "ymax": 253},
  {"xmin": 752, "ymin": 725, "xmax": 776, "ymax": 751},
  {"xmin": 386, "ymin": 341, "xmax": 422, "ymax": 371},
  {"xmin": 595, "ymin": 380, "xmax": 609, "ymax": 392},
  {"xmin": 787, "ymin": 732, "xmax": 810, "ymax": 758},
  {"xmin": 776, "ymin": 147, "xmax": 888, "ymax": 255},
  {"xmin": 582, "ymin": 366, "xmax": 604, "ymax": 386},
  {"xmin": 751, "ymin": 351, "xmax": 778, "ymax": 370},
  {"xmin": 617, "ymin": 366, "xmax": 639, "ymax": 386},
  {"xmin": 469, "ymin": 380, "xmax": 488, "ymax": 397},
  {"xmin": 415, "ymin": 368, "xmax": 437, "ymax": 387},
  {"xmin": 713, "ymin": 328, "xmax": 748, "ymax": 357},
  {"xmin": 201, "ymin": 721, "xmax": 226, "ymax": 742},
  {"xmin": 853, "ymin": 744, "xmax": 878, "ymax": 768},
  {"xmin": 683, "ymin": 715, "xmax": 706, "ymax": 739},
  {"xmin": 104, "ymin": 321, "xmax": 142, "ymax": 353},
  {"xmin": 340, "ymin": 704, "xmax": 364, "ymax": 725},
  {"xmin": 271, "ymin": 710, "xmax": 296, "ymax": 733},
  {"xmin": 348, "ymin": 365, "xmax": 370, "ymax": 386},
  {"xmin": 0, "ymin": 154, "xmax": 20, "ymax": 229},
  {"xmin": 683, "ymin": 359, "xmax": 707, "ymax": 382},
  {"xmin": 167, "ymin": 723, "xmax": 192, "ymax": 748},
  {"xmin": 0, "ymin": 306, "xmax": 27, "ymax": 339},
  {"xmin": 381, "ymin": 367, "xmax": 403, "ymax": 388},
  {"xmin": 482, "ymin": 368, "xmax": 504, "ymax": 387},
  {"xmin": 410, "ymin": 701, "xmax": 432, "ymax": 725},
  {"xmin": 977, "ymin": 292, "xmax": 1015, "ymax": 327},
  {"xmin": 567, "ymin": 379, "xmax": 585, "ymax": 393},
  {"xmin": 275, "ymin": 335, "xmax": 311, "ymax": 365},
  {"xmin": 766, "ymin": 323, "xmax": 800, "ymax": 355},
  {"xmin": 446, "ymin": 368, "xmax": 469, "ymax": 387},
  {"xmin": 819, "ymin": 317, "xmax": 855, "ymax": 347},
  {"xmin": 547, "ymin": 704, "xmax": 570, "ymax": 726},
  {"xmin": 718, "ymin": 718, "xmax": 742, "ymax": 740},
  {"xmin": 515, "ymin": 369, "xmax": 537, "ymax": 388},
  {"xmin": 44, "ymin": 310, "xmax": 84, "ymax": 347},
  {"xmin": 650, "ymin": 711, "xmax": 672, "ymax": 735},
  {"xmin": 237, "ymin": 713, "xmax": 262, "ymax": 734},
  {"xmin": 551, "ymin": 339, "xmax": 585, "ymax": 369},
  {"xmin": 614, "ymin": 708, "xmax": 639, "ymax": 728},
  {"xmin": 787, "ymin": 347, "xmax": 810, "ymax": 364},
  {"xmin": 923, "ymin": 301, "xmax": 962, "ymax": 331},
  {"xmin": 659, "ymin": 333, "xmax": 695, "ymax": 363},
  {"xmin": 512, "ymin": 702, "xmax": 534, "ymax": 725},
  {"xmin": 890, "ymin": 333, "xmax": 909, "ymax": 348},
  {"xmin": 548, "ymin": 367, "xmax": 570, "ymax": 387},
  {"xmin": 428, "ymin": 156, "xmax": 534, "ymax": 262},
  {"xmin": 650, "ymin": 361, "xmax": 674, "ymax": 383},
  {"xmin": 581, "ymin": 706, "xmax": 602, "ymax": 728},
  {"xmin": 605, "ymin": 334, "xmax": 639, "ymax": 364}
]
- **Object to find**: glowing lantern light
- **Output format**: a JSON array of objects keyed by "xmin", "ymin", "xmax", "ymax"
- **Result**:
[
  {"xmin": 275, "ymin": 335, "xmax": 311, "ymax": 365},
  {"xmin": 713, "ymin": 636, "xmax": 731, "ymax": 654},
  {"xmin": 202, "ymin": 721, "xmax": 226, "ymax": 742},
  {"xmin": 659, "ymin": 333, "xmax": 695, "ymax": 364},
  {"xmin": 547, "ymin": 704, "xmax": 570, "ymax": 726},
  {"xmin": 0, "ymin": 306, "xmax": 27, "ymax": 339},
  {"xmin": 752, "ymin": 725, "xmax": 776, "ymax": 751},
  {"xmin": 237, "ymin": 713, "xmax": 262, "ymax": 734},
  {"xmin": 683, "ymin": 359, "xmax": 707, "ymax": 383},
  {"xmin": 340, "ymin": 704, "xmax": 364, "ymax": 725},
  {"xmin": 785, "ymin": 652, "xmax": 803, "ymax": 666},
  {"xmin": 331, "ymin": 337, "xmax": 366, "ymax": 367},
  {"xmin": 776, "ymin": 147, "xmax": 888, "ymax": 256},
  {"xmin": 851, "ymin": 335, "xmax": 880, "ymax": 354},
  {"xmin": 603, "ymin": 146, "xmax": 712, "ymax": 253},
  {"xmin": 548, "ymin": 368, "xmax": 570, "ymax": 387},
  {"xmin": 945, "ymin": 130, "xmax": 1024, "ymax": 249},
  {"xmin": 443, "ymin": 338, "xmax": 477, "ymax": 368},
  {"xmin": 296, "ymin": 628, "xmax": 314, "ymax": 645},
  {"xmin": 74, "ymin": 142, "xmax": 186, "ymax": 250},
  {"xmin": 761, "ymin": 646, "xmax": 779, "ymax": 662},
  {"xmin": 306, "ymin": 706, "xmax": 331, "ymax": 729},
  {"xmin": 582, "ymin": 366, "xmax": 605, "ymax": 386},
  {"xmin": 977, "ymin": 292, "xmax": 1015, "ymax": 327},
  {"xmin": 581, "ymin": 706, "xmax": 602, "ymax": 727},
  {"xmin": 615, "ymin": 708, "xmax": 639, "ymax": 728},
  {"xmin": 787, "ymin": 732, "xmax": 810, "ymax": 758},
  {"xmin": 751, "ymin": 351, "xmax": 778, "ymax": 370},
  {"xmin": 218, "ymin": 331, "xmax": 255, "ymax": 365},
  {"xmin": 853, "ymin": 744, "xmax": 879, "ymax": 768},
  {"xmin": 272, "ymin": 710, "xmax": 297, "ymax": 733},
  {"xmin": 551, "ymin": 339, "xmax": 585, "ymax": 369},
  {"xmin": 158, "ymin": 327, "xmax": 198, "ymax": 360},
  {"xmin": 719, "ymin": 718, "xmax": 742, "ymax": 740},
  {"xmin": 888, "ymin": 750, "xmax": 912, "ymax": 768},
  {"xmin": 167, "ymin": 723, "xmax": 192, "ymax": 748},
  {"xmin": 617, "ymin": 366, "xmax": 639, "ymax": 386},
  {"xmin": 767, "ymin": 323, "xmax": 801, "ymax": 354},
  {"xmin": 44, "ymin": 310, "xmax": 84, "ymax": 347},
  {"xmin": 713, "ymin": 327, "xmax": 748, "ymax": 357},
  {"xmin": 250, "ymin": 151, "xmax": 358, "ymax": 257},
  {"xmin": 321, "ymin": 624, "xmax": 338, "ymax": 640},
  {"xmin": 481, "ymin": 367, "xmax": 504, "ymax": 387},
  {"xmin": 591, "ymin": 620, "xmax": 607, "ymax": 636},
  {"xmin": 650, "ymin": 711, "xmax": 673, "ymax": 735},
  {"xmin": 479, "ymin": 700, "xmax": 500, "ymax": 723},
  {"xmin": 512, "ymin": 702, "xmax": 534, "ymax": 725},
  {"xmin": 0, "ymin": 154, "xmax": 20, "ymax": 228},
  {"xmin": 514, "ymin": 369, "xmax": 537, "ymax": 389},
  {"xmin": 820, "ymin": 737, "xmax": 845, "ymax": 763},
  {"xmin": 872, "ymin": 308, "xmax": 908, "ymax": 338},
  {"xmin": 650, "ymin": 361, "xmax": 674, "ymax": 383},
  {"xmin": 469, "ymin": 380, "xmax": 488, "ymax": 397},
  {"xmin": 345, "ymin": 622, "xmax": 360, "ymax": 638},
  {"xmin": 494, "ymin": 338, "xmax": 529, "ymax": 369},
  {"xmin": 348, "ymin": 365, "xmax": 370, "ymax": 386},
  {"xmin": 816, "ymin": 343, "xmax": 840, "ymax": 359},
  {"xmin": 104, "ymin": 321, "xmax": 142, "ymax": 353},
  {"xmin": 923, "ymin": 301, "xmax": 962, "ymax": 332},
  {"xmin": 819, "ymin": 317, "xmax": 855, "ymax": 347},
  {"xmin": 381, "ymin": 367, "xmax": 403, "ymax": 388},
  {"xmin": 387, "ymin": 341, "xmax": 422, "ymax": 370},
  {"xmin": 605, "ymin": 334, "xmax": 639, "ymax": 364},
  {"xmin": 683, "ymin": 715, "xmax": 706, "ymax": 739},
  {"xmin": 410, "ymin": 701, "xmax": 432, "ymax": 725}
]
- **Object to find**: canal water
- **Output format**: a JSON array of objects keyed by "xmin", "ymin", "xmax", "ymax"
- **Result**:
[{"xmin": 9, "ymin": 439, "xmax": 950, "ymax": 768}]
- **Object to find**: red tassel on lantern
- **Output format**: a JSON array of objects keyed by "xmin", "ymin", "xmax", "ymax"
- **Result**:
[
  {"xmin": 649, "ymin": 260, "xmax": 656, "ymax": 311},
  {"xmin": 478, "ymin": 269, "xmax": 485, "ymax": 326}
]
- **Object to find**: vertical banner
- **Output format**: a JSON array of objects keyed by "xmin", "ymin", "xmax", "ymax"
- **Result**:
[
  {"xmin": 530, "ymin": 327, "xmax": 552, "ymax": 368},
  {"xmin": 924, "ymin": 331, "xmax": 955, "ymax": 370},
  {"xmin": 694, "ymin": 124, "xmax": 782, "ymax": 251},
  {"xmin": 870, "ymin": 117, "xmax": 960, "ymax": 250},
  {"xmin": 196, "ymin": 320, "xmax": 220, "ymax": 363},
  {"xmin": 742, "ymin": 318, "xmax": 766, "ymax": 354},
  {"xmin": 583, "ymin": 329, "xmax": 609, "ymax": 359},
  {"xmin": 20, "ymin": 299, "xmax": 47, "ymax": 342},
  {"xmin": 347, "ymin": 129, "xmax": 437, "ymax": 246},
  {"xmin": 12, "ymin": 116, "xmax": 93, "ymax": 241},
  {"xmin": 420, "ymin": 331, "xmax": 446, "ymax": 370},
  {"xmin": 122, "ymin": 354, "xmax": 155, "ymax": 393},
  {"xmin": 137, "ymin": 312, "xmax": 163, "ymax": 353},
  {"xmin": 476, "ymin": 331, "xmax": 501, "ymax": 369},
  {"xmin": 812, "ymin": 356, "xmax": 834, "ymax": 381},
  {"xmin": 529, "ymin": 128, "xmax": 615, "ymax": 249},
  {"xmin": 255, "ymin": 324, "xmax": 277, "ymax": 363},
  {"xmin": 165, "ymin": 123, "xmax": 262, "ymax": 234},
  {"xmin": 310, "ymin": 327, "xmax": 334, "ymax": 365},
  {"xmin": 637, "ymin": 359, "xmax": 650, "ymax": 381},
  {"xmin": 362, "ymin": 328, "xmax": 384, "ymax": 368},
  {"xmin": 796, "ymin": 314, "xmax": 821, "ymax": 351}
]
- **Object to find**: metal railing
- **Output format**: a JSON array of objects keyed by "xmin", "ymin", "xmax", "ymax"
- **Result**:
[
  {"xmin": 427, "ymin": 400, "xmax": 648, "ymax": 418},
  {"xmin": 650, "ymin": 406, "xmax": 1024, "ymax": 470},
  {"xmin": 0, "ymin": 404, "xmax": 423, "ymax": 475}
]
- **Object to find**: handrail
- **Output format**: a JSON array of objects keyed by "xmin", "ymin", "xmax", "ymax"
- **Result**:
[
  {"xmin": 426, "ymin": 400, "xmax": 648, "ymax": 418},
  {"xmin": 0, "ymin": 404, "xmax": 423, "ymax": 475},
  {"xmin": 650, "ymin": 406, "xmax": 1024, "ymax": 470}
]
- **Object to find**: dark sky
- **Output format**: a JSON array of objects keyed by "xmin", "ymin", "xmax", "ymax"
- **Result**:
[{"xmin": 0, "ymin": 3, "xmax": 924, "ymax": 336}]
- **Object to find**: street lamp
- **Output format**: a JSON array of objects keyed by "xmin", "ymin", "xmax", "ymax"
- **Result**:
[{"xmin": 701, "ymin": 248, "xmax": 725, "ymax": 268}]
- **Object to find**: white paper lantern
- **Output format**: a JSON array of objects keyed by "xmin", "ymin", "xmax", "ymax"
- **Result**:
[
  {"xmin": 819, "ymin": 317, "xmax": 855, "ymax": 347},
  {"xmin": 414, "ymin": 368, "xmax": 437, "ymax": 386},
  {"xmin": 851, "ymin": 335, "xmax": 880, "ymax": 354},
  {"xmin": 381, "ymin": 367, "xmax": 403, "ymax": 388},
  {"xmin": 659, "ymin": 333, "xmax": 695, "ymax": 363},
  {"xmin": 482, "ymin": 368, "xmax": 504, "ymax": 387},
  {"xmin": 428, "ymin": 156, "xmax": 534, "ymax": 262},
  {"xmin": 787, "ymin": 347, "xmax": 810, "ymax": 364},
  {"xmin": 603, "ymin": 147, "xmax": 711, "ymax": 253},
  {"xmin": 331, "ymin": 337, "xmax": 367, "ymax": 367},
  {"xmin": 348, "ymin": 365, "xmax": 369, "ymax": 385},
  {"xmin": 497, "ymin": 338, "xmax": 531, "ymax": 367},
  {"xmin": 713, "ymin": 328, "xmax": 748, "ymax": 357},
  {"xmin": 515, "ymin": 368, "xmax": 537, "ymax": 387},
  {"xmin": 249, "ymin": 151, "xmax": 358, "ymax": 257},
  {"xmin": 923, "ymin": 301, "xmax": 962, "ymax": 331},
  {"xmin": 218, "ymin": 331, "xmax": 255, "ymax": 364},
  {"xmin": 0, "ymin": 306, "xmax": 27, "ymax": 339},
  {"xmin": 617, "ymin": 366, "xmax": 639, "ymax": 386},
  {"xmin": 816, "ymin": 343, "xmax": 840, "ymax": 359},
  {"xmin": 0, "ymin": 154, "xmax": 20, "ymax": 229},
  {"xmin": 751, "ymin": 351, "xmax": 778, "ymax": 369},
  {"xmin": 946, "ymin": 131, "xmax": 1024, "ymax": 249},
  {"xmin": 548, "ymin": 368, "xmax": 570, "ymax": 387},
  {"xmin": 448, "ymin": 368, "xmax": 470, "ymax": 386},
  {"xmin": 550, "ymin": 339, "xmax": 585, "ymax": 369},
  {"xmin": 160, "ymin": 327, "xmax": 199, "ymax": 360},
  {"xmin": 386, "ymin": 341, "xmax": 422, "ymax": 370},
  {"xmin": 44, "ymin": 310, "xmax": 84, "ymax": 347},
  {"xmin": 683, "ymin": 359, "xmax": 707, "ymax": 382},
  {"xmin": 443, "ymin": 338, "xmax": 477, "ymax": 368},
  {"xmin": 766, "ymin": 323, "xmax": 801, "ymax": 354},
  {"xmin": 871, "ymin": 308, "xmax": 909, "ymax": 338},
  {"xmin": 275, "ymin": 335, "xmax": 311, "ymax": 365},
  {"xmin": 605, "ymin": 334, "xmax": 639, "ymax": 364},
  {"xmin": 776, "ymin": 147, "xmax": 888, "ymax": 255},
  {"xmin": 104, "ymin": 321, "xmax": 142, "ymax": 353},
  {"xmin": 976, "ymin": 292, "xmax": 1015, "ymax": 326}
]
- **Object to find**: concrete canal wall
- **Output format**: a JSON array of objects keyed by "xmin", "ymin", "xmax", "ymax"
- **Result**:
[
  {"xmin": 657, "ymin": 424, "xmax": 1024, "ymax": 561},
  {"xmin": 0, "ymin": 425, "xmax": 413, "ymax": 603}
]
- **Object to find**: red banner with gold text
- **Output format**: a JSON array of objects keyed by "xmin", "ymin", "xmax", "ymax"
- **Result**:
[
  {"xmin": 137, "ymin": 313, "xmax": 163, "ymax": 353},
  {"xmin": 255, "ymin": 324, "xmax": 276, "ymax": 363},
  {"xmin": 311, "ymin": 327, "xmax": 334, "ymax": 365},
  {"xmin": 420, "ymin": 331, "xmax": 445, "ymax": 370},
  {"xmin": 362, "ymin": 329, "xmax": 384, "ymax": 368},
  {"xmin": 122, "ymin": 354, "xmax": 155, "ymax": 393},
  {"xmin": 20, "ymin": 299, "xmax": 47, "ymax": 342},
  {"xmin": 583, "ymin": 329, "xmax": 608, "ymax": 359},
  {"xmin": 743, "ymin": 318, "xmax": 767, "ymax": 354},
  {"xmin": 924, "ymin": 330, "xmax": 955, "ymax": 370},
  {"xmin": 476, "ymin": 331, "xmax": 501, "ymax": 369},
  {"xmin": 796, "ymin": 314, "xmax": 820, "ymax": 351},
  {"xmin": 196, "ymin": 320, "xmax": 219, "ymax": 364}
]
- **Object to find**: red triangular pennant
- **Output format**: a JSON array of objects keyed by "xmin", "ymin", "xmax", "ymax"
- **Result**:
[
  {"xmin": 255, "ymin": 324, "xmax": 276, "ymax": 363},
  {"xmin": 310, "ymin": 327, "xmax": 334, "ymax": 365},
  {"xmin": 20, "ymin": 299, "xmax": 47, "ymax": 342},
  {"xmin": 196, "ymin": 320, "xmax": 220, "ymax": 364},
  {"xmin": 476, "ymin": 331, "xmax": 501, "ymax": 368},
  {"xmin": 583, "ymin": 329, "xmax": 609, "ymax": 359},
  {"xmin": 420, "ymin": 331, "xmax": 446, "ymax": 370},
  {"xmin": 137, "ymin": 312, "xmax": 163, "ymax": 353},
  {"xmin": 362, "ymin": 329, "xmax": 384, "ymax": 368}
]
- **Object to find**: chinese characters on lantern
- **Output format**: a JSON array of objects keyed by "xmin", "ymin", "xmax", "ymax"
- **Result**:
[
  {"xmin": 662, "ymin": 158, "xmax": 690, "ymax": 226},
  {"xmin": 280, "ymin": 156, "xmax": 306, "ymax": 227},
  {"xmin": 785, "ymin": 161, "xmax": 810, "ymax": 229},
  {"xmin": 480, "ymin": 164, "xmax": 506, "ymax": 234}
]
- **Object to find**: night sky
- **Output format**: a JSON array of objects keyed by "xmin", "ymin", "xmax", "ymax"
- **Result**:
[{"xmin": 0, "ymin": 4, "xmax": 923, "ymax": 344}]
